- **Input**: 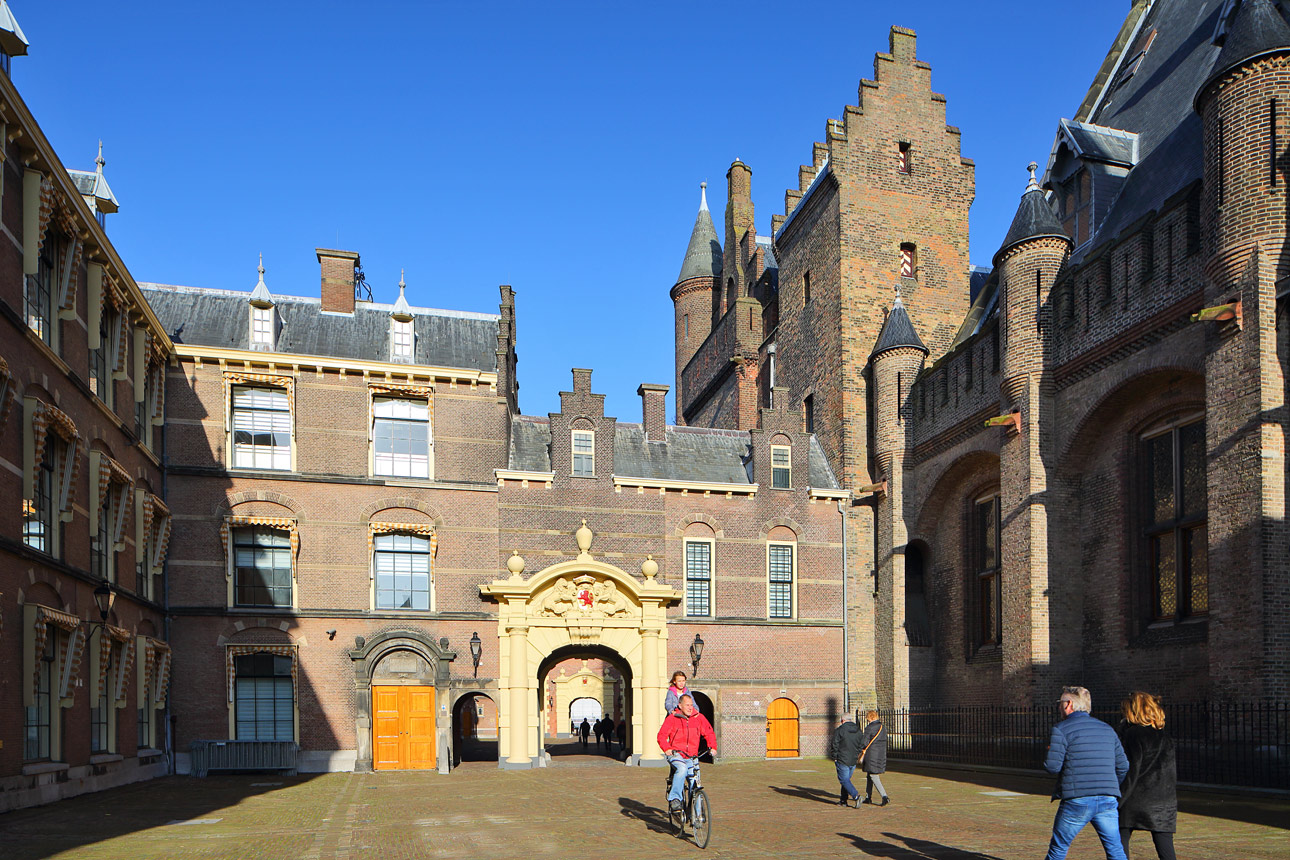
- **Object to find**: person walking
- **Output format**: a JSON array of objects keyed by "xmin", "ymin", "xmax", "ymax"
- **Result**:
[
  {"xmin": 616, "ymin": 718, "xmax": 628, "ymax": 753},
  {"xmin": 579, "ymin": 717, "xmax": 591, "ymax": 749},
  {"xmin": 858, "ymin": 709, "xmax": 890, "ymax": 806},
  {"xmin": 1117, "ymin": 692, "xmax": 1178, "ymax": 860},
  {"xmin": 657, "ymin": 694, "xmax": 717, "ymax": 813},
  {"xmin": 593, "ymin": 716, "xmax": 603, "ymax": 749},
  {"xmin": 1043, "ymin": 686, "xmax": 1129, "ymax": 860},
  {"xmin": 828, "ymin": 713, "xmax": 865, "ymax": 808}
]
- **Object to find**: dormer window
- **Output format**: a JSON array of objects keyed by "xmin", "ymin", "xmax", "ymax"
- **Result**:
[
  {"xmin": 390, "ymin": 270, "xmax": 415, "ymax": 362},
  {"xmin": 248, "ymin": 255, "xmax": 275, "ymax": 350},
  {"xmin": 572, "ymin": 429, "xmax": 595, "ymax": 477}
]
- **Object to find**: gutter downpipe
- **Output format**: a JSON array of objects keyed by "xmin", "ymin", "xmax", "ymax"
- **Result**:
[{"xmin": 838, "ymin": 499, "xmax": 848, "ymax": 715}]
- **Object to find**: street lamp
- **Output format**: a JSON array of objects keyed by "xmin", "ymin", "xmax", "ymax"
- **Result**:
[
  {"xmin": 469, "ymin": 632, "xmax": 482, "ymax": 678},
  {"xmin": 689, "ymin": 633, "xmax": 704, "ymax": 678},
  {"xmin": 92, "ymin": 579, "xmax": 115, "ymax": 625}
]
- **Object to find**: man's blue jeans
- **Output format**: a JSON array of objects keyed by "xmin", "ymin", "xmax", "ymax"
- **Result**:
[
  {"xmin": 1045, "ymin": 795, "xmax": 1128, "ymax": 860},
  {"xmin": 666, "ymin": 755, "xmax": 697, "ymax": 804},
  {"xmin": 835, "ymin": 762, "xmax": 859, "ymax": 802}
]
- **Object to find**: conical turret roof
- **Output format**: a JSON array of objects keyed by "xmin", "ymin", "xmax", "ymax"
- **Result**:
[
  {"xmin": 392, "ymin": 270, "xmax": 413, "ymax": 320},
  {"xmin": 993, "ymin": 162, "xmax": 1068, "ymax": 266},
  {"xmin": 249, "ymin": 254, "xmax": 274, "ymax": 307},
  {"xmin": 870, "ymin": 288, "xmax": 927, "ymax": 360},
  {"xmin": 1197, "ymin": 0, "xmax": 1290, "ymax": 108},
  {"xmin": 676, "ymin": 182, "xmax": 723, "ymax": 283}
]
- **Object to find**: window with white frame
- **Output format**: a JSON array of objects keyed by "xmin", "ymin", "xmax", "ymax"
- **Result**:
[
  {"xmin": 684, "ymin": 540, "xmax": 712, "ymax": 617},
  {"xmin": 235, "ymin": 653, "xmax": 295, "ymax": 741},
  {"xmin": 250, "ymin": 306, "xmax": 274, "ymax": 349},
  {"xmin": 374, "ymin": 532, "xmax": 433, "ymax": 610},
  {"xmin": 233, "ymin": 526, "xmax": 293, "ymax": 608},
  {"xmin": 572, "ymin": 430, "xmax": 594, "ymax": 477},
  {"xmin": 771, "ymin": 444, "xmax": 791, "ymax": 489},
  {"xmin": 391, "ymin": 319, "xmax": 413, "ymax": 360},
  {"xmin": 373, "ymin": 397, "xmax": 430, "ymax": 478},
  {"xmin": 231, "ymin": 386, "xmax": 291, "ymax": 470},
  {"xmin": 768, "ymin": 542, "xmax": 795, "ymax": 618}
]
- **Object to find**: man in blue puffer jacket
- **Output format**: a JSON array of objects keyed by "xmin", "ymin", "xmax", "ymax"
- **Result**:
[{"xmin": 1043, "ymin": 686, "xmax": 1129, "ymax": 860}]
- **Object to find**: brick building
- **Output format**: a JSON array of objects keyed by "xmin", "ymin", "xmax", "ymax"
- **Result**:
[{"xmin": 2, "ymin": 0, "xmax": 1286, "ymax": 809}]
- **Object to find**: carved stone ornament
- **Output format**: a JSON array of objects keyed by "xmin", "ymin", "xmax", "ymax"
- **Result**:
[{"xmin": 537, "ymin": 574, "xmax": 631, "ymax": 620}]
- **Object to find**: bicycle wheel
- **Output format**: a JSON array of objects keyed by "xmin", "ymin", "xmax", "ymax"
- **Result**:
[{"xmin": 689, "ymin": 788, "xmax": 711, "ymax": 849}]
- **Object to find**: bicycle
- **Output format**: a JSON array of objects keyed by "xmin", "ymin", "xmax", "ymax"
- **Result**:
[{"xmin": 664, "ymin": 758, "xmax": 712, "ymax": 848}]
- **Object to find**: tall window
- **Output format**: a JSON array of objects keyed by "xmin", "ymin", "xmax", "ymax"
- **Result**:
[
  {"xmin": 233, "ymin": 527, "xmax": 293, "ymax": 608},
  {"xmin": 22, "ymin": 440, "xmax": 57, "ymax": 553},
  {"xmin": 572, "ymin": 430, "xmax": 594, "ymax": 477},
  {"xmin": 91, "ymin": 501, "xmax": 111, "ymax": 582},
  {"xmin": 89, "ymin": 310, "xmax": 114, "ymax": 405},
  {"xmin": 1142, "ymin": 420, "xmax": 1207, "ymax": 620},
  {"xmin": 900, "ymin": 243, "xmax": 917, "ymax": 279},
  {"xmin": 803, "ymin": 271, "xmax": 812, "ymax": 305},
  {"xmin": 374, "ymin": 533, "xmax": 432, "ymax": 610},
  {"xmin": 25, "ymin": 233, "xmax": 56, "ymax": 344},
  {"xmin": 972, "ymin": 494, "xmax": 1001, "ymax": 650},
  {"xmin": 391, "ymin": 319, "xmax": 413, "ymax": 360},
  {"xmin": 804, "ymin": 395, "xmax": 814, "ymax": 434},
  {"xmin": 898, "ymin": 141, "xmax": 911, "ymax": 174},
  {"xmin": 684, "ymin": 540, "xmax": 712, "ymax": 617},
  {"xmin": 90, "ymin": 646, "xmax": 112, "ymax": 753},
  {"xmin": 25, "ymin": 631, "xmax": 56, "ymax": 760},
  {"xmin": 373, "ymin": 397, "xmax": 430, "ymax": 478},
  {"xmin": 250, "ymin": 306, "xmax": 274, "ymax": 349},
  {"xmin": 138, "ymin": 682, "xmax": 154, "ymax": 750},
  {"xmin": 768, "ymin": 543, "xmax": 795, "ymax": 618},
  {"xmin": 771, "ymin": 445, "xmax": 791, "ymax": 489},
  {"xmin": 231, "ymin": 386, "xmax": 291, "ymax": 470},
  {"xmin": 234, "ymin": 653, "xmax": 294, "ymax": 741}
]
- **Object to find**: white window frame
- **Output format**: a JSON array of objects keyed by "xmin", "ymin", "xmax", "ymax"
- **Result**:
[
  {"xmin": 372, "ymin": 531, "xmax": 435, "ymax": 611},
  {"xmin": 371, "ymin": 397, "xmax": 432, "ymax": 479},
  {"xmin": 390, "ymin": 318, "xmax": 414, "ymax": 361},
  {"xmin": 683, "ymin": 538, "xmax": 714, "ymax": 618},
  {"xmin": 232, "ymin": 651, "xmax": 297, "ymax": 742},
  {"xmin": 250, "ymin": 305, "xmax": 275, "ymax": 350},
  {"xmin": 771, "ymin": 444, "xmax": 791, "ymax": 489},
  {"xmin": 230, "ymin": 525, "xmax": 295, "ymax": 609},
  {"xmin": 230, "ymin": 385, "xmax": 293, "ymax": 471},
  {"xmin": 767, "ymin": 541, "xmax": 797, "ymax": 620},
  {"xmin": 572, "ymin": 429, "xmax": 595, "ymax": 477}
]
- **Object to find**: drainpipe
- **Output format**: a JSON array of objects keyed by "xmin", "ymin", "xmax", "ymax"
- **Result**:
[
  {"xmin": 161, "ymin": 424, "xmax": 174, "ymax": 775},
  {"xmin": 838, "ymin": 499, "xmax": 848, "ymax": 714}
]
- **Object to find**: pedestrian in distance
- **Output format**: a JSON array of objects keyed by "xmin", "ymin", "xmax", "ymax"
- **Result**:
[
  {"xmin": 828, "ymin": 713, "xmax": 865, "ymax": 808},
  {"xmin": 1043, "ymin": 686, "xmax": 1129, "ymax": 860},
  {"xmin": 664, "ymin": 670, "xmax": 688, "ymax": 714},
  {"xmin": 1117, "ymin": 692, "xmax": 1178, "ymax": 860},
  {"xmin": 593, "ymin": 716, "xmax": 603, "ymax": 749},
  {"xmin": 579, "ymin": 717, "xmax": 591, "ymax": 749},
  {"xmin": 858, "ymin": 709, "xmax": 890, "ymax": 805},
  {"xmin": 617, "ymin": 718, "xmax": 628, "ymax": 752},
  {"xmin": 604, "ymin": 714, "xmax": 614, "ymax": 752}
]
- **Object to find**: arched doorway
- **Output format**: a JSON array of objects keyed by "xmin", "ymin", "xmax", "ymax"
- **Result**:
[
  {"xmin": 479, "ymin": 529, "xmax": 680, "ymax": 769},
  {"xmin": 452, "ymin": 692, "xmax": 497, "ymax": 764},
  {"xmin": 538, "ymin": 643, "xmax": 633, "ymax": 762},
  {"xmin": 569, "ymin": 696, "xmax": 601, "ymax": 735},
  {"xmin": 766, "ymin": 697, "xmax": 799, "ymax": 758},
  {"xmin": 691, "ymin": 690, "xmax": 716, "ymax": 762}
]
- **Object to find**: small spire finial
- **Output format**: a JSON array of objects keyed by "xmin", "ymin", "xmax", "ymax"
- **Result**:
[
  {"xmin": 399, "ymin": 268, "xmax": 406, "ymax": 292},
  {"xmin": 95, "ymin": 139, "xmax": 105, "ymax": 172},
  {"xmin": 893, "ymin": 283, "xmax": 903, "ymax": 306},
  {"xmin": 257, "ymin": 253, "xmax": 265, "ymax": 278},
  {"xmin": 699, "ymin": 181, "xmax": 708, "ymax": 212},
  {"xmin": 1026, "ymin": 161, "xmax": 1040, "ymax": 192}
]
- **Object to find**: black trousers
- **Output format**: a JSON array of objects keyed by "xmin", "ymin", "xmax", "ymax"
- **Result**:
[{"xmin": 1119, "ymin": 828, "xmax": 1176, "ymax": 860}]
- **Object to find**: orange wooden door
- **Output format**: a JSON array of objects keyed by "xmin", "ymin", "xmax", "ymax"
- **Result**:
[
  {"xmin": 766, "ymin": 697, "xmax": 799, "ymax": 758},
  {"xmin": 372, "ymin": 685, "xmax": 437, "ymax": 770},
  {"xmin": 373, "ymin": 686, "xmax": 403, "ymax": 769}
]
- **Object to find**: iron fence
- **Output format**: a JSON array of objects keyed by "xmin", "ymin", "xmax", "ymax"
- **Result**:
[{"xmin": 881, "ymin": 702, "xmax": 1289, "ymax": 790}]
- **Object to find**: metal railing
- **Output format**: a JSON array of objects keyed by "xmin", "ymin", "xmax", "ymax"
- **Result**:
[
  {"xmin": 882, "ymin": 702, "xmax": 1289, "ymax": 790},
  {"xmin": 189, "ymin": 740, "xmax": 299, "ymax": 777}
]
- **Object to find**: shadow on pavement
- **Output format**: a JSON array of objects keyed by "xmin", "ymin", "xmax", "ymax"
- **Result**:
[
  {"xmin": 839, "ymin": 831, "xmax": 1008, "ymax": 859},
  {"xmin": 770, "ymin": 783, "xmax": 844, "ymax": 805},
  {"xmin": 618, "ymin": 796, "xmax": 676, "ymax": 836}
]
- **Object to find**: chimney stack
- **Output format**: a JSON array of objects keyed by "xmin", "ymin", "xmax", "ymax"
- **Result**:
[
  {"xmin": 316, "ymin": 248, "xmax": 360, "ymax": 314},
  {"xmin": 638, "ymin": 383, "xmax": 669, "ymax": 442}
]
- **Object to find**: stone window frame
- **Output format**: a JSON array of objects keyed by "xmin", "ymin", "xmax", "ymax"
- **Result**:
[
  {"xmin": 968, "ymin": 490, "xmax": 1002, "ymax": 657},
  {"xmin": 136, "ymin": 636, "xmax": 171, "ymax": 752},
  {"xmin": 22, "ymin": 398, "xmax": 82, "ymax": 558},
  {"xmin": 88, "ymin": 624, "xmax": 132, "ymax": 755},
  {"xmin": 136, "ymin": 491, "xmax": 172, "ymax": 599},
  {"xmin": 770, "ymin": 443, "xmax": 792, "ymax": 489},
  {"xmin": 766, "ymin": 539, "xmax": 797, "ymax": 620},
  {"xmin": 219, "ymin": 515, "xmax": 300, "ymax": 611},
  {"xmin": 368, "ymin": 522, "xmax": 438, "ymax": 612},
  {"xmin": 1137, "ymin": 412, "xmax": 1208, "ymax": 625},
  {"xmin": 90, "ymin": 451, "xmax": 134, "ymax": 585},
  {"xmin": 683, "ymin": 537, "xmax": 714, "ymax": 618},
  {"xmin": 22, "ymin": 603, "xmax": 87, "ymax": 765},
  {"xmin": 225, "ymin": 372, "xmax": 296, "ymax": 472},
  {"xmin": 226, "ymin": 644, "xmax": 299, "ymax": 742},
  {"xmin": 572, "ymin": 429, "xmax": 595, "ymax": 477},
  {"xmin": 368, "ymin": 383, "xmax": 435, "ymax": 480}
]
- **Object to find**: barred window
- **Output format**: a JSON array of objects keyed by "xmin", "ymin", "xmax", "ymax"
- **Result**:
[
  {"xmin": 374, "ymin": 532, "xmax": 432, "ymax": 611},
  {"xmin": 373, "ymin": 398, "xmax": 430, "ymax": 478},
  {"xmin": 1142, "ymin": 420, "xmax": 1207, "ymax": 621},
  {"xmin": 572, "ymin": 430, "xmax": 594, "ymax": 477},
  {"xmin": 768, "ymin": 542, "xmax": 795, "ymax": 619},
  {"xmin": 234, "ymin": 653, "xmax": 294, "ymax": 741},
  {"xmin": 684, "ymin": 540, "xmax": 712, "ymax": 617},
  {"xmin": 232, "ymin": 386, "xmax": 291, "ymax": 471},
  {"xmin": 233, "ymin": 527, "xmax": 293, "ymax": 608}
]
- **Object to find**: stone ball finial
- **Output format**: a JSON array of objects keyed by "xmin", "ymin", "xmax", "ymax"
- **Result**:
[
  {"xmin": 575, "ymin": 519, "xmax": 593, "ymax": 554},
  {"xmin": 506, "ymin": 550, "xmax": 525, "ymax": 578},
  {"xmin": 641, "ymin": 554, "xmax": 658, "ymax": 581}
]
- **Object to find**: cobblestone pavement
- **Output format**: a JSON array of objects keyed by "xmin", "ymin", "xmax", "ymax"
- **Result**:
[{"xmin": 0, "ymin": 758, "xmax": 1285, "ymax": 859}]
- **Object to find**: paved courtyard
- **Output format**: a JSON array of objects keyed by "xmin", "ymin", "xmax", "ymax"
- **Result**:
[{"xmin": 0, "ymin": 757, "xmax": 1285, "ymax": 859}]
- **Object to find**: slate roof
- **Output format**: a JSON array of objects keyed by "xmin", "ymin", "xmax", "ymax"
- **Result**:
[
  {"xmin": 1201, "ymin": 0, "xmax": 1290, "ymax": 99},
  {"xmin": 507, "ymin": 417, "xmax": 841, "ymax": 489},
  {"xmin": 994, "ymin": 184, "xmax": 1068, "ymax": 266},
  {"xmin": 871, "ymin": 298, "xmax": 927, "ymax": 359},
  {"xmin": 1059, "ymin": 119, "xmax": 1139, "ymax": 167},
  {"xmin": 676, "ymin": 187, "xmax": 723, "ymax": 283},
  {"xmin": 140, "ymin": 283, "xmax": 500, "ymax": 372}
]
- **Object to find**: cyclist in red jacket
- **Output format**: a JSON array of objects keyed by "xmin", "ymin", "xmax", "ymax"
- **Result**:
[{"xmin": 657, "ymin": 694, "xmax": 716, "ymax": 812}]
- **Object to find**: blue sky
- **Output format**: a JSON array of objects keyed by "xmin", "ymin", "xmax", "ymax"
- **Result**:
[{"xmin": 12, "ymin": 1, "xmax": 1128, "ymax": 422}]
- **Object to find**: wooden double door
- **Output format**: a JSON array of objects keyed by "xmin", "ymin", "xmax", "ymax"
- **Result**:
[{"xmin": 373, "ymin": 685, "xmax": 436, "ymax": 770}]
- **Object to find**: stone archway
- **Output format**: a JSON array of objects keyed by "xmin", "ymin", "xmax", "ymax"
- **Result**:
[{"xmin": 480, "ymin": 522, "xmax": 679, "ymax": 769}]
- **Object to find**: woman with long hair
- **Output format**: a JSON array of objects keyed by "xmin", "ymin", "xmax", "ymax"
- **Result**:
[{"xmin": 1117, "ymin": 692, "xmax": 1178, "ymax": 859}]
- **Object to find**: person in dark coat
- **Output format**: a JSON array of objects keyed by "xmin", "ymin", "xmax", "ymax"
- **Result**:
[
  {"xmin": 616, "ymin": 718, "xmax": 628, "ymax": 751},
  {"xmin": 858, "ymin": 709, "xmax": 890, "ymax": 805},
  {"xmin": 579, "ymin": 717, "xmax": 590, "ymax": 748},
  {"xmin": 828, "ymin": 714, "xmax": 865, "ymax": 807},
  {"xmin": 1117, "ymin": 692, "xmax": 1178, "ymax": 860}
]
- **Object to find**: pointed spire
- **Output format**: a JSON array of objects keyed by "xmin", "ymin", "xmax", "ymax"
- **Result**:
[
  {"xmin": 249, "ymin": 253, "xmax": 274, "ymax": 307},
  {"xmin": 95, "ymin": 140, "xmax": 105, "ymax": 174},
  {"xmin": 871, "ymin": 284, "xmax": 927, "ymax": 359},
  {"xmin": 676, "ymin": 182, "xmax": 723, "ymax": 283},
  {"xmin": 391, "ymin": 268, "xmax": 413, "ymax": 320},
  {"xmin": 1198, "ymin": 0, "xmax": 1290, "ymax": 109},
  {"xmin": 993, "ymin": 162, "xmax": 1069, "ymax": 265}
]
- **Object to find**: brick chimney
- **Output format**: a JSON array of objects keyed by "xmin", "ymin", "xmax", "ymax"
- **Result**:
[
  {"xmin": 638, "ymin": 383, "xmax": 669, "ymax": 442},
  {"xmin": 316, "ymin": 248, "xmax": 360, "ymax": 313}
]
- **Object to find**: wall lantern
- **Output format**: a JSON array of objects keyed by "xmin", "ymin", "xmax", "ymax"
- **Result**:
[
  {"xmin": 689, "ymin": 633, "xmax": 704, "ymax": 678},
  {"xmin": 469, "ymin": 632, "xmax": 482, "ymax": 678},
  {"xmin": 92, "ymin": 579, "xmax": 115, "ymax": 625}
]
